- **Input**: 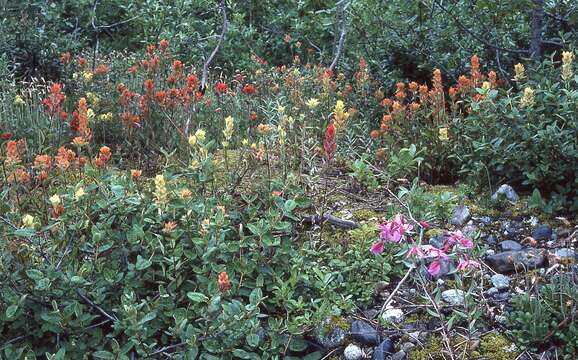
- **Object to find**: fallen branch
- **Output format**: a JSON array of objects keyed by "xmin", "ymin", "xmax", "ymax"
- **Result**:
[{"xmin": 200, "ymin": 0, "xmax": 229, "ymax": 92}]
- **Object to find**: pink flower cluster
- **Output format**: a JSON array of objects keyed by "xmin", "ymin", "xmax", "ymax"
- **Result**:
[
  {"xmin": 371, "ymin": 216, "xmax": 479, "ymax": 276},
  {"xmin": 370, "ymin": 214, "xmax": 413, "ymax": 254}
]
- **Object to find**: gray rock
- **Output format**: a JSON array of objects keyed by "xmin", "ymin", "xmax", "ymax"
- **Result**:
[
  {"xmin": 491, "ymin": 274, "xmax": 511, "ymax": 290},
  {"xmin": 485, "ymin": 249, "xmax": 496, "ymax": 256},
  {"xmin": 450, "ymin": 205, "xmax": 471, "ymax": 226},
  {"xmin": 485, "ymin": 249, "xmax": 547, "ymax": 273},
  {"xmin": 492, "ymin": 292, "xmax": 511, "ymax": 302},
  {"xmin": 351, "ymin": 320, "xmax": 381, "ymax": 346},
  {"xmin": 500, "ymin": 240, "xmax": 522, "ymax": 251},
  {"xmin": 479, "ymin": 216, "xmax": 492, "ymax": 226},
  {"xmin": 492, "ymin": 184, "xmax": 519, "ymax": 203},
  {"xmin": 441, "ymin": 289, "xmax": 465, "ymax": 306},
  {"xmin": 401, "ymin": 342, "xmax": 415, "ymax": 353},
  {"xmin": 532, "ymin": 226, "xmax": 552, "ymax": 240},
  {"xmin": 391, "ymin": 350, "xmax": 407, "ymax": 360},
  {"xmin": 429, "ymin": 235, "xmax": 446, "ymax": 249},
  {"xmin": 382, "ymin": 308, "xmax": 404, "ymax": 324},
  {"xmin": 315, "ymin": 318, "xmax": 347, "ymax": 349},
  {"xmin": 344, "ymin": 344, "xmax": 364, "ymax": 360},
  {"xmin": 372, "ymin": 338, "xmax": 394, "ymax": 360},
  {"xmin": 486, "ymin": 287, "xmax": 499, "ymax": 296},
  {"xmin": 486, "ymin": 234, "xmax": 498, "ymax": 245}
]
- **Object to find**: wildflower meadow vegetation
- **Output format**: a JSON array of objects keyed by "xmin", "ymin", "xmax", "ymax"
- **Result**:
[{"xmin": 1, "ymin": 1, "xmax": 577, "ymax": 360}]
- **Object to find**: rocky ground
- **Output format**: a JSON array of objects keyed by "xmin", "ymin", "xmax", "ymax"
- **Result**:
[{"xmin": 308, "ymin": 182, "xmax": 577, "ymax": 360}]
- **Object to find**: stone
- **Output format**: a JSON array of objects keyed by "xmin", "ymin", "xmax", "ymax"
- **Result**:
[
  {"xmin": 485, "ymin": 249, "xmax": 496, "ymax": 256},
  {"xmin": 391, "ymin": 350, "xmax": 407, "ymax": 360},
  {"xmin": 372, "ymin": 338, "xmax": 394, "ymax": 360},
  {"xmin": 441, "ymin": 289, "xmax": 465, "ymax": 306},
  {"xmin": 500, "ymin": 240, "xmax": 522, "ymax": 251},
  {"xmin": 486, "ymin": 287, "xmax": 499, "ymax": 296},
  {"xmin": 486, "ymin": 234, "xmax": 498, "ymax": 245},
  {"xmin": 382, "ymin": 308, "xmax": 404, "ymax": 324},
  {"xmin": 401, "ymin": 342, "xmax": 415, "ymax": 353},
  {"xmin": 315, "ymin": 318, "xmax": 347, "ymax": 349},
  {"xmin": 491, "ymin": 274, "xmax": 511, "ymax": 290},
  {"xmin": 479, "ymin": 216, "xmax": 492, "ymax": 226},
  {"xmin": 532, "ymin": 226, "xmax": 552, "ymax": 240},
  {"xmin": 492, "ymin": 184, "xmax": 519, "ymax": 203},
  {"xmin": 492, "ymin": 292, "xmax": 511, "ymax": 302},
  {"xmin": 351, "ymin": 320, "xmax": 381, "ymax": 346},
  {"xmin": 450, "ymin": 205, "xmax": 471, "ymax": 226},
  {"xmin": 485, "ymin": 249, "xmax": 547, "ymax": 273},
  {"xmin": 344, "ymin": 344, "xmax": 364, "ymax": 360},
  {"xmin": 429, "ymin": 235, "xmax": 446, "ymax": 249}
]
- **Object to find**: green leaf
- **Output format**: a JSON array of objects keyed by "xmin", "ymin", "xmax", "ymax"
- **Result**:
[
  {"xmin": 13, "ymin": 228, "xmax": 36, "ymax": 237},
  {"xmin": 26, "ymin": 269, "xmax": 43, "ymax": 281},
  {"xmin": 231, "ymin": 349, "xmax": 259, "ymax": 359},
  {"xmin": 249, "ymin": 288, "xmax": 262, "ymax": 306},
  {"xmin": 284, "ymin": 199, "xmax": 297, "ymax": 212},
  {"xmin": 5, "ymin": 304, "xmax": 18, "ymax": 319},
  {"xmin": 187, "ymin": 292, "xmax": 208, "ymax": 303},
  {"xmin": 139, "ymin": 311, "xmax": 157, "ymax": 325},
  {"xmin": 135, "ymin": 255, "xmax": 152, "ymax": 270},
  {"xmin": 93, "ymin": 350, "xmax": 115, "ymax": 359},
  {"xmin": 289, "ymin": 338, "xmax": 308, "ymax": 352},
  {"xmin": 246, "ymin": 333, "xmax": 260, "ymax": 348}
]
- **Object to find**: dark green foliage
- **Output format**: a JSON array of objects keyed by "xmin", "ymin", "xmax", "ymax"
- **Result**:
[{"xmin": 506, "ymin": 273, "xmax": 578, "ymax": 358}]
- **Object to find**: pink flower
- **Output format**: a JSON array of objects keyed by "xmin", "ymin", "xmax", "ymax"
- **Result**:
[
  {"xmin": 378, "ymin": 214, "xmax": 413, "ymax": 243},
  {"xmin": 428, "ymin": 260, "xmax": 442, "ymax": 276},
  {"xmin": 426, "ymin": 247, "xmax": 448, "ymax": 259},
  {"xmin": 379, "ymin": 222, "xmax": 402, "ymax": 242},
  {"xmin": 370, "ymin": 241, "xmax": 385, "ymax": 255},
  {"xmin": 406, "ymin": 245, "xmax": 426, "ymax": 258},
  {"xmin": 446, "ymin": 230, "xmax": 473, "ymax": 249},
  {"xmin": 457, "ymin": 258, "xmax": 480, "ymax": 271}
]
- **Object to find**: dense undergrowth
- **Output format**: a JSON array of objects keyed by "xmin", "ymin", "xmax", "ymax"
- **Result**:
[{"xmin": 0, "ymin": 38, "xmax": 576, "ymax": 359}]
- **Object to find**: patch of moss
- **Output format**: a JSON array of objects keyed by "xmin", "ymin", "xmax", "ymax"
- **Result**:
[
  {"xmin": 425, "ymin": 228, "xmax": 445, "ymax": 238},
  {"xmin": 475, "ymin": 332, "xmax": 519, "ymax": 360},
  {"xmin": 322, "ymin": 315, "xmax": 350, "ymax": 333},
  {"xmin": 408, "ymin": 337, "xmax": 444, "ymax": 360},
  {"xmin": 352, "ymin": 208, "xmax": 379, "ymax": 222},
  {"xmin": 465, "ymin": 200, "xmax": 500, "ymax": 218}
]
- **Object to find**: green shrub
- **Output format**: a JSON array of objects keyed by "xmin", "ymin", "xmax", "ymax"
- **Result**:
[
  {"xmin": 453, "ymin": 54, "xmax": 578, "ymax": 211},
  {"xmin": 506, "ymin": 274, "xmax": 578, "ymax": 358}
]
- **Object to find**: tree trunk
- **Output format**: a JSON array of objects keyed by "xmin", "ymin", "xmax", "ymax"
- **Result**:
[{"xmin": 529, "ymin": 0, "xmax": 544, "ymax": 61}]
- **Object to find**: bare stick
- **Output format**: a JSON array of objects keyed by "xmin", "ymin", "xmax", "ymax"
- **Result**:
[
  {"xmin": 377, "ymin": 265, "xmax": 414, "ymax": 322},
  {"xmin": 329, "ymin": 0, "xmax": 348, "ymax": 71},
  {"xmin": 76, "ymin": 289, "xmax": 118, "ymax": 322},
  {"xmin": 200, "ymin": 0, "xmax": 229, "ymax": 91}
]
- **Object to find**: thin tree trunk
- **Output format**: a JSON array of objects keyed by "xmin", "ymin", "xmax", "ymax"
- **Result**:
[
  {"xmin": 529, "ymin": 0, "xmax": 544, "ymax": 61},
  {"xmin": 329, "ymin": 0, "xmax": 348, "ymax": 71}
]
